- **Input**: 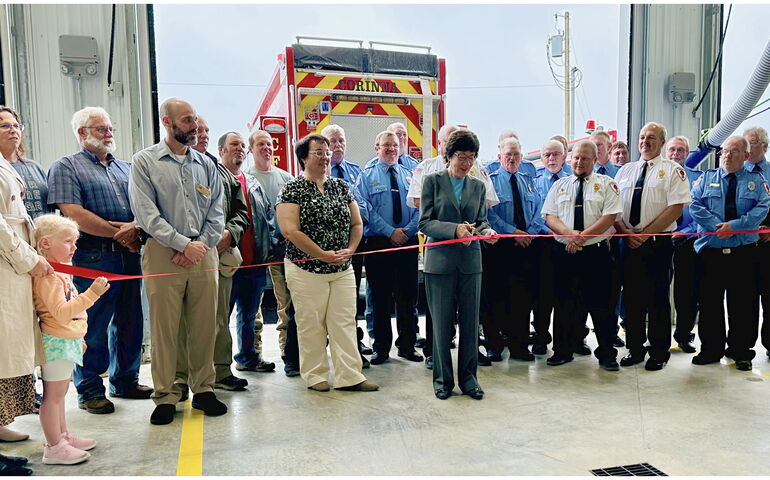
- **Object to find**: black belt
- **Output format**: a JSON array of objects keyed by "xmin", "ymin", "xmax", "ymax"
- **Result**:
[
  {"xmin": 577, "ymin": 240, "xmax": 608, "ymax": 250},
  {"xmin": 77, "ymin": 238, "xmax": 131, "ymax": 253},
  {"xmin": 704, "ymin": 243, "xmax": 757, "ymax": 255}
]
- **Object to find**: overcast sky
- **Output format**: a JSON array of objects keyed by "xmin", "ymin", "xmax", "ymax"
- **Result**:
[{"xmin": 154, "ymin": 3, "xmax": 769, "ymax": 164}]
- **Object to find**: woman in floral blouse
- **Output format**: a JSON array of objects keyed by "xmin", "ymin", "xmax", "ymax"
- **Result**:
[{"xmin": 276, "ymin": 134, "xmax": 378, "ymax": 393}]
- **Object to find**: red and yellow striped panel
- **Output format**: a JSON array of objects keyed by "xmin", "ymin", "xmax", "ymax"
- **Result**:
[{"xmin": 295, "ymin": 72, "xmax": 438, "ymax": 159}]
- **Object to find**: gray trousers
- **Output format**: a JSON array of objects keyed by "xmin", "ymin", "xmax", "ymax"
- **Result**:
[{"xmin": 425, "ymin": 271, "xmax": 481, "ymax": 393}]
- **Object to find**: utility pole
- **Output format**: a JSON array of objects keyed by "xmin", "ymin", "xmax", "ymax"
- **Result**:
[{"xmin": 563, "ymin": 11, "xmax": 571, "ymax": 141}]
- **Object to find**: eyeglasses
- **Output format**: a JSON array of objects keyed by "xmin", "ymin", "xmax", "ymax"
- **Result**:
[
  {"xmin": 0, "ymin": 123, "xmax": 24, "ymax": 132},
  {"xmin": 379, "ymin": 143, "xmax": 398, "ymax": 149},
  {"xmin": 84, "ymin": 126, "xmax": 115, "ymax": 135},
  {"xmin": 309, "ymin": 149, "xmax": 331, "ymax": 158},
  {"xmin": 452, "ymin": 153, "xmax": 476, "ymax": 164},
  {"xmin": 749, "ymin": 141, "xmax": 766, "ymax": 147}
]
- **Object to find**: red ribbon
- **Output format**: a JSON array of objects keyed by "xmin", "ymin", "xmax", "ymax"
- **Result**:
[{"xmin": 51, "ymin": 228, "xmax": 770, "ymax": 281}]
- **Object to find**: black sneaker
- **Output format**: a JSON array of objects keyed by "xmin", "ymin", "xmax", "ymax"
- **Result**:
[
  {"xmin": 214, "ymin": 375, "xmax": 248, "ymax": 391},
  {"xmin": 177, "ymin": 383, "xmax": 189, "ymax": 402},
  {"xmin": 425, "ymin": 355, "xmax": 433, "ymax": 370},
  {"xmin": 191, "ymin": 392, "xmax": 227, "ymax": 416}
]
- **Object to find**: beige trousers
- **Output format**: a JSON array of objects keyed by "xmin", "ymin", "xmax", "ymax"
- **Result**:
[
  {"xmin": 142, "ymin": 239, "xmax": 218, "ymax": 405},
  {"xmin": 284, "ymin": 260, "xmax": 365, "ymax": 388},
  {"xmin": 269, "ymin": 263, "xmax": 292, "ymax": 355},
  {"xmin": 176, "ymin": 273, "xmax": 233, "ymax": 383}
]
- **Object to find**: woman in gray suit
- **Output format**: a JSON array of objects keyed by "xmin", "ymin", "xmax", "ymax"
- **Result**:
[{"xmin": 419, "ymin": 130, "xmax": 497, "ymax": 400}]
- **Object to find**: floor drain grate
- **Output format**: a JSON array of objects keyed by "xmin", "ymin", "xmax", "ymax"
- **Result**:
[{"xmin": 591, "ymin": 463, "xmax": 667, "ymax": 476}]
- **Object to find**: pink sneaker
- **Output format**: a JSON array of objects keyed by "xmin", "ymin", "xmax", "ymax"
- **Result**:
[
  {"xmin": 42, "ymin": 438, "xmax": 90, "ymax": 465},
  {"xmin": 63, "ymin": 431, "xmax": 96, "ymax": 451}
]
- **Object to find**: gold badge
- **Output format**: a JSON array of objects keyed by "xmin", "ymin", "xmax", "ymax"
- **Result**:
[
  {"xmin": 749, "ymin": 181, "xmax": 756, "ymax": 191},
  {"xmin": 195, "ymin": 183, "xmax": 211, "ymax": 197},
  {"xmin": 593, "ymin": 183, "xmax": 600, "ymax": 192},
  {"xmin": 658, "ymin": 169, "xmax": 665, "ymax": 178},
  {"xmin": 470, "ymin": 168, "xmax": 477, "ymax": 176}
]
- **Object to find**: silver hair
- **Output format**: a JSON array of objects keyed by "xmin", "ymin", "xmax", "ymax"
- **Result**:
[
  {"xmin": 541, "ymin": 139, "xmax": 565, "ymax": 154},
  {"xmin": 70, "ymin": 106, "xmax": 110, "ymax": 141},
  {"xmin": 321, "ymin": 124, "xmax": 345, "ymax": 138},
  {"xmin": 641, "ymin": 122, "xmax": 668, "ymax": 143},
  {"xmin": 743, "ymin": 126, "xmax": 769, "ymax": 146}
]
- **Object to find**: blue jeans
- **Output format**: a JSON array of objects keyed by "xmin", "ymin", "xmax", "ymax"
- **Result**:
[
  {"xmin": 72, "ymin": 249, "xmax": 144, "ymax": 401},
  {"xmin": 229, "ymin": 266, "xmax": 268, "ymax": 367}
]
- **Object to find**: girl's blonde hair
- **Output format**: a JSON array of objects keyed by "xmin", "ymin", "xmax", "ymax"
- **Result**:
[{"xmin": 33, "ymin": 214, "xmax": 80, "ymax": 254}]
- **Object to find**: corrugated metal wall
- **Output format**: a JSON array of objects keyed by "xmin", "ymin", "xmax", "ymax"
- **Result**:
[
  {"xmin": 628, "ymin": 4, "xmax": 721, "ymax": 164},
  {"xmin": 0, "ymin": 4, "xmax": 155, "ymax": 168}
]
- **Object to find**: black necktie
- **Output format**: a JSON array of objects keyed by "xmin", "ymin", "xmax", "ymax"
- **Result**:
[
  {"xmin": 629, "ymin": 162, "xmax": 648, "ymax": 227},
  {"xmin": 333, "ymin": 164, "xmax": 344, "ymax": 179},
  {"xmin": 754, "ymin": 165, "xmax": 763, "ymax": 174},
  {"xmin": 510, "ymin": 174, "xmax": 526, "ymax": 230},
  {"xmin": 725, "ymin": 173, "xmax": 738, "ymax": 221},
  {"xmin": 389, "ymin": 166, "xmax": 402, "ymax": 225},
  {"xmin": 574, "ymin": 177, "xmax": 585, "ymax": 231},
  {"xmin": 551, "ymin": 173, "xmax": 559, "ymax": 187},
  {"xmin": 597, "ymin": 166, "xmax": 606, "ymax": 175}
]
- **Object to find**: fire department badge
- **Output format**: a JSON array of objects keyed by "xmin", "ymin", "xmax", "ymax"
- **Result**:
[
  {"xmin": 470, "ymin": 168, "xmax": 477, "ymax": 176},
  {"xmin": 610, "ymin": 183, "xmax": 620, "ymax": 195},
  {"xmin": 593, "ymin": 183, "xmax": 600, "ymax": 192},
  {"xmin": 676, "ymin": 168, "xmax": 686, "ymax": 181},
  {"xmin": 749, "ymin": 181, "xmax": 756, "ymax": 191},
  {"xmin": 693, "ymin": 178, "xmax": 701, "ymax": 187},
  {"xmin": 765, "ymin": 182, "xmax": 770, "ymax": 194},
  {"xmin": 658, "ymin": 169, "xmax": 665, "ymax": 179}
]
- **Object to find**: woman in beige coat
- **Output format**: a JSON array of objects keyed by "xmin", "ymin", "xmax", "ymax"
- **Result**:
[{"xmin": 0, "ymin": 154, "xmax": 52, "ymax": 470}]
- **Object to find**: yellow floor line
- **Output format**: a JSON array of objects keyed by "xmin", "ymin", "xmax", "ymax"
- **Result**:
[{"xmin": 176, "ymin": 400, "xmax": 204, "ymax": 476}]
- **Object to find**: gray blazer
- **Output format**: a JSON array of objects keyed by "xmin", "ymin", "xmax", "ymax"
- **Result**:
[{"xmin": 419, "ymin": 170, "xmax": 491, "ymax": 275}]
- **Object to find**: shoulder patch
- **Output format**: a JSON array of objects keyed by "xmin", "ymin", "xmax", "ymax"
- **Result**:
[
  {"xmin": 765, "ymin": 182, "xmax": 770, "ymax": 195},
  {"xmin": 676, "ymin": 168, "xmax": 686, "ymax": 181},
  {"xmin": 610, "ymin": 182, "xmax": 620, "ymax": 195},
  {"xmin": 692, "ymin": 178, "xmax": 701, "ymax": 187}
]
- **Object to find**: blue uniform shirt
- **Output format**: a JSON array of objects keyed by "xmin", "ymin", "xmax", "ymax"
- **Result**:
[
  {"xmin": 488, "ymin": 168, "xmax": 547, "ymax": 235},
  {"xmin": 744, "ymin": 158, "xmax": 768, "ymax": 179},
  {"xmin": 484, "ymin": 159, "xmax": 537, "ymax": 179},
  {"xmin": 690, "ymin": 167, "xmax": 770, "ymax": 253},
  {"xmin": 355, "ymin": 160, "xmax": 419, "ymax": 238},
  {"xmin": 535, "ymin": 167, "xmax": 570, "ymax": 201},
  {"xmin": 593, "ymin": 161, "xmax": 620, "ymax": 178},
  {"xmin": 675, "ymin": 166, "xmax": 704, "ymax": 234},
  {"xmin": 330, "ymin": 159, "xmax": 362, "ymax": 186},
  {"xmin": 365, "ymin": 153, "xmax": 419, "ymax": 171}
]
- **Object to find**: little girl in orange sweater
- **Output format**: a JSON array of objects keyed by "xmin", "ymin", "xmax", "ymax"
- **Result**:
[{"xmin": 32, "ymin": 214, "xmax": 110, "ymax": 465}]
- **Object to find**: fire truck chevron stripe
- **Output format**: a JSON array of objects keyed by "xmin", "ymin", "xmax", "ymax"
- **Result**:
[{"xmin": 296, "ymin": 72, "xmax": 324, "ymax": 90}]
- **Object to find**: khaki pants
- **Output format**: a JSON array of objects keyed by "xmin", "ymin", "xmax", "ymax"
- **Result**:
[
  {"xmin": 142, "ymin": 239, "xmax": 218, "ymax": 405},
  {"xmin": 270, "ymin": 263, "xmax": 293, "ymax": 355},
  {"xmin": 284, "ymin": 260, "xmax": 365, "ymax": 388},
  {"xmin": 176, "ymin": 273, "xmax": 233, "ymax": 383}
]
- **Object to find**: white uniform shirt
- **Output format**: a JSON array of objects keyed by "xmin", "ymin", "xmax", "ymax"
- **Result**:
[
  {"xmin": 542, "ymin": 173, "xmax": 622, "ymax": 245},
  {"xmin": 614, "ymin": 155, "xmax": 691, "ymax": 232},
  {"xmin": 406, "ymin": 155, "xmax": 499, "ymax": 208}
]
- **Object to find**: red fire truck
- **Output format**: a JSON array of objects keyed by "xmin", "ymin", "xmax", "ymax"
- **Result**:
[{"xmin": 247, "ymin": 37, "xmax": 446, "ymax": 175}]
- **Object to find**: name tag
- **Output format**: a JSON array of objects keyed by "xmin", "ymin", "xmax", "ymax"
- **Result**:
[
  {"xmin": 709, "ymin": 183, "xmax": 720, "ymax": 187},
  {"xmin": 196, "ymin": 184, "xmax": 211, "ymax": 197}
]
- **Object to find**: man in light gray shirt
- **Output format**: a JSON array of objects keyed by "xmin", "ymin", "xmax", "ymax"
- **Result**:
[{"xmin": 129, "ymin": 97, "xmax": 226, "ymax": 425}]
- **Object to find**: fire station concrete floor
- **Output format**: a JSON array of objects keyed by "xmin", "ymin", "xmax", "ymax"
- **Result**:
[{"xmin": 5, "ymin": 318, "xmax": 770, "ymax": 477}]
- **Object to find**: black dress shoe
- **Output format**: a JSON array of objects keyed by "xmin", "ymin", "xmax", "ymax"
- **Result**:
[
  {"xmin": 370, "ymin": 351, "xmax": 389, "ymax": 365},
  {"xmin": 177, "ymin": 383, "xmax": 189, "ymax": 402},
  {"xmin": 0, "ymin": 461, "xmax": 32, "ymax": 476},
  {"xmin": 613, "ymin": 336, "xmax": 626, "ymax": 348},
  {"xmin": 464, "ymin": 387, "xmax": 484, "ymax": 400},
  {"xmin": 573, "ymin": 342, "xmax": 591, "ymax": 356},
  {"xmin": 644, "ymin": 357, "xmax": 667, "ymax": 371},
  {"xmin": 360, "ymin": 354, "xmax": 371, "ymax": 369},
  {"xmin": 477, "ymin": 351, "xmax": 492, "ymax": 366},
  {"xmin": 678, "ymin": 341, "xmax": 697, "ymax": 353},
  {"xmin": 692, "ymin": 354, "xmax": 721, "ymax": 365},
  {"xmin": 111, "ymin": 383, "xmax": 154, "ymax": 399},
  {"xmin": 735, "ymin": 359, "xmax": 752, "ymax": 371},
  {"xmin": 191, "ymin": 392, "xmax": 228, "ymax": 416},
  {"xmin": 487, "ymin": 349, "xmax": 503, "ymax": 362},
  {"xmin": 0, "ymin": 454, "xmax": 28, "ymax": 466},
  {"xmin": 150, "ymin": 404, "xmax": 176, "ymax": 425},
  {"xmin": 398, "ymin": 349, "xmax": 424, "ymax": 362},
  {"xmin": 546, "ymin": 353, "xmax": 573, "ymax": 366},
  {"xmin": 600, "ymin": 358, "xmax": 620, "ymax": 371},
  {"xmin": 620, "ymin": 352, "xmax": 645, "ymax": 367},
  {"xmin": 531, "ymin": 344, "xmax": 547, "ymax": 355},
  {"xmin": 425, "ymin": 356, "xmax": 433, "ymax": 370},
  {"xmin": 415, "ymin": 336, "xmax": 427, "ymax": 349},
  {"xmin": 434, "ymin": 388, "xmax": 452, "ymax": 400},
  {"xmin": 509, "ymin": 348, "xmax": 535, "ymax": 362},
  {"xmin": 359, "ymin": 342, "xmax": 373, "ymax": 355}
]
